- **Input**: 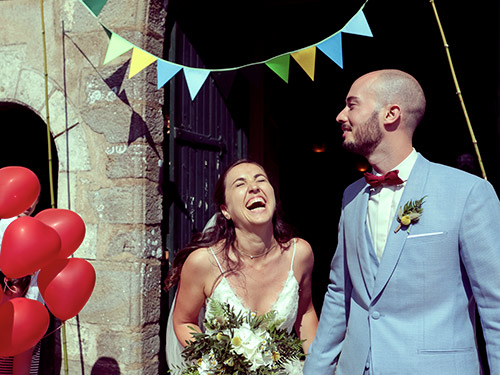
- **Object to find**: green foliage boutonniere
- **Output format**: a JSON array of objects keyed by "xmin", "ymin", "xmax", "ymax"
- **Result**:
[{"xmin": 394, "ymin": 196, "xmax": 427, "ymax": 233}]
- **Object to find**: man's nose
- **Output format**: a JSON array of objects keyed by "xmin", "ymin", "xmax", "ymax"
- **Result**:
[{"xmin": 336, "ymin": 107, "xmax": 347, "ymax": 124}]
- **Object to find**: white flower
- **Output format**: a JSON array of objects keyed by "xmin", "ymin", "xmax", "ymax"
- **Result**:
[
  {"xmin": 197, "ymin": 350, "xmax": 219, "ymax": 375},
  {"xmin": 231, "ymin": 323, "xmax": 273, "ymax": 370}
]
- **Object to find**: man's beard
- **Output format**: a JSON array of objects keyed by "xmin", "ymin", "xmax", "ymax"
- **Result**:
[{"xmin": 342, "ymin": 111, "xmax": 382, "ymax": 157}]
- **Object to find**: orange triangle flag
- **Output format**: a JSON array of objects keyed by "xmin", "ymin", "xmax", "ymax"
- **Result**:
[
  {"xmin": 291, "ymin": 47, "xmax": 316, "ymax": 81},
  {"xmin": 129, "ymin": 48, "xmax": 157, "ymax": 78}
]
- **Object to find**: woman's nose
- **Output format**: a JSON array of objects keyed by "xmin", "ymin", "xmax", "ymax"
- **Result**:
[{"xmin": 249, "ymin": 182, "xmax": 260, "ymax": 192}]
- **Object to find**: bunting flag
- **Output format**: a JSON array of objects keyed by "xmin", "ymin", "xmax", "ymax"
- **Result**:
[
  {"xmin": 103, "ymin": 33, "xmax": 134, "ymax": 65},
  {"xmin": 265, "ymin": 55, "xmax": 290, "ymax": 83},
  {"xmin": 80, "ymin": 0, "xmax": 372, "ymax": 100},
  {"xmin": 157, "ymin": 60, "xmax": 183, "ymax": 89},
  {"xmin": 81, "ymin": 0, "xmax": 108, "ymax": 16},
  {"xmin": 341, "ymin": 9, "xmax": 373, "ymax": 37},
  {"xmin": 183, "ymin": 68, "xmax": 211, "ymax": 100},
  {"xmin": 317, "ymin": 33, "xmax": 343, "ymax": 69},
  {"xmin": 291, "ymin": 46, "xmax": 317, "ymax": 81},
  {"xmin": 129, "ymin": 48, "xmax": 157, "ymax": 78}
]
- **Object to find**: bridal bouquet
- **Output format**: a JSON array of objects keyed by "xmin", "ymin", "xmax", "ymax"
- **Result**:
[{"xmin": 178, "ymin": 299, "xmax": 304, "ymax": 375}]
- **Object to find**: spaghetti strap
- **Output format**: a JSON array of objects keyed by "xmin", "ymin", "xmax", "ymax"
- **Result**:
[
  {"xmin": 209, "ymin": 247, "xmax": 224, "ymax": 274},
  {"xmin": 290, "ymin": 239, "xmax": 297, "ymax": 270}
]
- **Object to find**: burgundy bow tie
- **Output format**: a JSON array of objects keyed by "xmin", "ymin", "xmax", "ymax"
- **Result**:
[{"xmin": 364, "ymin": 170, "xmax": 404, "ymax": 188}]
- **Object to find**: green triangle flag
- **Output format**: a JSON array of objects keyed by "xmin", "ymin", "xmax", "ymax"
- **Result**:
[
  {"xmin": 265, "ymin": 55, "xmax": 290, "ymax": 83},
  {"xmin": 81, "ymin": 0, "xmax": 108, "ymax": 16},
  {"xmin": 103, "ymin": 33, "xmax": 134, "ymax": 65}
]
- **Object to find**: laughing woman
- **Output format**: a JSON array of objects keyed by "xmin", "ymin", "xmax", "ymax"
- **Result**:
[{"xmin": 164, "ymin": 159, "xmax": 318, "ymax": 374}]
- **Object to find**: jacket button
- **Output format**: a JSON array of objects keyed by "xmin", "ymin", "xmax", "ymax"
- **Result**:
[{"xmin": 371, "ymin": 311, "xmax": 380, "ymax": 320}]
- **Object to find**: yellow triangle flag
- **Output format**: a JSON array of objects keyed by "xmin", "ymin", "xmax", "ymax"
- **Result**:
[
  {"xmin": 129, "ymin": 48, "xmax": 158, "ymax": 78},
  {"xmin": 291, "ymin": 47, "xmax": 316, "ymax": 81}
]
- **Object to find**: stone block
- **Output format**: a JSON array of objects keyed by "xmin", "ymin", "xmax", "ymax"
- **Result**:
[
  {"xmin": 74, "ymin": 222, "xmax": 98, "ymax": 260},
  {"xmin": 78, "ymin": 261, "xmax": 141, "ymax": 326},
  {"xmin": 78, "ymin": 261, "xmax": 161, "ymax": 327},
  {"xmin": 55, "ymin": 125, "xmax": 91, "ymax": 172},
  {"xmin": 17, "ymin": 69, "xmax": 52, "ymax": 113},
  {"xmin": 46, "ymin": 89, "xmax": 81, "ymax": 136},
  {"xmin": 106, "ymin": 226, "xmax": 162, "ymax": 260},
  {"xmin": 106, "ymin": 143, "xmax": 161, "ymax": 180},
  {"xmin": 56, "ymin": 171, "xmax": 77, "ymax": 212},
  {"xmin": 0, "ymin": 45, "xmax": 25, "ymax": 99},
  {"xmin": 89, "ymin": 186, "xmax": 145, "ymax": 224}
]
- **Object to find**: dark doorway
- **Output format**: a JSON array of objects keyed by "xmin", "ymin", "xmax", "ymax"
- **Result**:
[
  {"xmin": 0, "ymin": 101, "xmax": 61, "ymax": 374},
  {"xmin": 0, "ymin": 102, "xmax": 58, "ymax": 215}
]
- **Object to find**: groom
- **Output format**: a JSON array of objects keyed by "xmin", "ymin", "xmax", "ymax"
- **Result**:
[{"xmin": 303, "ymin": 69, "xmax": 500, "ymax": 374}]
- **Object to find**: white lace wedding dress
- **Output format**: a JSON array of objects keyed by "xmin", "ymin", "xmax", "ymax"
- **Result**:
[{"xmin": 166, "ymin": 240, "xmax": 302, "ymax": 374}]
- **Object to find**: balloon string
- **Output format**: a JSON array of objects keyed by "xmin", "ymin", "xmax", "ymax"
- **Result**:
[
  {"xmin": 3, "ymin": 281, "xmax": 15, "ymax": 295},
  {"xmin": 429, "ymin": 0, "xmax": 487, "ymax": 180},
  {"xmin": 42, "ymin": 322, "xmax": 64, "ymax": 340}
]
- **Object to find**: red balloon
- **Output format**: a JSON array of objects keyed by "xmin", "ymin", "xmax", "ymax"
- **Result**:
[
  {"xmin": 0, "ymin": 298, "xmax": 49, "ymax": 356},
  {"xmin": 35, "ymin": 209, "xmax": 86, "ymax": 259},
  {"xmin": 0, "ymin": 166, "xmax": 40, "ymax": 219},
  {"xmin": 0, "ymin": 217, "xmax": 61, "ymax": 278},
  {"xmin": 38, "ymin": 258, "xmax": 96, "ymax": 321}
]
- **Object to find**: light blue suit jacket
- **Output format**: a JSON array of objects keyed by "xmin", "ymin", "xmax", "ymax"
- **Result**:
[{"xmin": 304, "ymin": 154, "xmax": 500, "ymax": 375}]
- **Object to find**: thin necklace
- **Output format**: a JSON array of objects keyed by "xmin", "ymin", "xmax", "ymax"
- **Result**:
[{"xmin": 236, "ymin": 244, "xmax": 275, "ymax": 260}]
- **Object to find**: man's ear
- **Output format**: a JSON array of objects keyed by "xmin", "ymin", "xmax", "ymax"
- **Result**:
[{"xmin": 383, "ymin": 104, "xmax": 401, "ymax": 126}]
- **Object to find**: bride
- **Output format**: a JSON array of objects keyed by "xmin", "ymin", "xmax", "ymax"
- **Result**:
[{"xmin": 164, "ymin": 159, "xmax": 318, "ymax": 374}]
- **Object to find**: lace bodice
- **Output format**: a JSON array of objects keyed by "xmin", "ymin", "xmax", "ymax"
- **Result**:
[
  {"xmin": 166, "ymin": 240, "xmax": 303, "ymax": 374},
  {"xmin": 207, "ymin": 269, "xmax": 299, "ymax": 333},
  {"xmin": 206, "ymin": 240, "xmax": 299, "ymax": 333}
]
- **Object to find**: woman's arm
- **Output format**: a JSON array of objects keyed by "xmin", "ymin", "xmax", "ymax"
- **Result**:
[
  {"xmin": 172, "ymin": 248, "xmax": 214, "ymax": 347},
  {"xmin": 293, "ymin": 239, "xmax": 318, "ymax": 354}
]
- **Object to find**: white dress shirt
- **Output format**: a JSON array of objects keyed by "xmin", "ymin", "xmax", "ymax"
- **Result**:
[{"xmin": 367, "ymin": 149, "xmax": 418, "ymax": 261}]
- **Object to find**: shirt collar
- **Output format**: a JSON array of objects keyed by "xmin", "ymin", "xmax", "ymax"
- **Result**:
[
  {"xmin": 392, "ymin": 148, "xmax": 418, "ymax": 182},
  {"xmin": 369, "ymin": 148, "xmax": 418, "ymax": 186}
]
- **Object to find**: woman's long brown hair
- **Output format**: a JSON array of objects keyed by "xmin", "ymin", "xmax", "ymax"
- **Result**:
[{"xmin": 164, "ymin": 159, "xmax": 294, "ymax": 291}]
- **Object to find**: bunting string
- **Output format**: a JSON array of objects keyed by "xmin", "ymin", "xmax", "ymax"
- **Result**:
[{"xmin": 79, "ymin": 0, "xmax": 372, "ymax": 100}]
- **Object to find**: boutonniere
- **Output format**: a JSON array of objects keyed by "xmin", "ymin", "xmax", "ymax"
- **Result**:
[{"xmin": 394, "ymin": 196, "xmax": 427, "ymax": 233}]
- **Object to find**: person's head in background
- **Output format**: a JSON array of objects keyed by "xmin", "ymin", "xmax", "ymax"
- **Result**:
[{"xmin": 0, "ymin": 270, "xmax": 31, "ymax": 302}]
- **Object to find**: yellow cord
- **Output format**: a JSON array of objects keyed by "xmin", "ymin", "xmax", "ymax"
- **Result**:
[
  {"xmin": 429, "ymin": 0, "xmax": 487, "ymax": 180},
  {"xmin": 40, "ymin": 1, "xmax": 68, "ymax": 373}
]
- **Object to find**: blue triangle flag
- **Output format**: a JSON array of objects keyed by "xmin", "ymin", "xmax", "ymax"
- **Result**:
[
  {"xmin": 183, "ymin": 68, "xmax": 211, "ymax": 100},
  {"xmin": 342, "ymin": 10, "xmax": 373, "ymax": 37},
  {"xmin": 317, "ymin": 33, "xmax": 343, "ymax": 69},
  {"xmin": 157, "ymin": 60, "xmax": 182, "ymax": 89}
]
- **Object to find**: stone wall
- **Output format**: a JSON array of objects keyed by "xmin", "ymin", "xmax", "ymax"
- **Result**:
[{"xmin": 0, "ymin": 0, "xmax": 166, "ymax": 374}]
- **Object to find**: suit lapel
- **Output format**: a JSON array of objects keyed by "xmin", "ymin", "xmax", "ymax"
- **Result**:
[
  {"xmin": 349, "ymin": 185, "xmax": 376, "ymax": 300},
  {"xmin": 371, "ymin": 155, "xmax": 430, "ymax": 300}
]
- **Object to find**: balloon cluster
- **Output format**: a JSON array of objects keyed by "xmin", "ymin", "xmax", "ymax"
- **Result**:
[{"xmin": 0, "ymin": 167, "xmax": 95, "ymax": 356}]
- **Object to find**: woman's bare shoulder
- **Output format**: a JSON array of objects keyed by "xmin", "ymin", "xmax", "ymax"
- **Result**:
[
  {"xmin": 182, "ymin": 242, "xmax": 225, "ymax": 273},
  {"xmin": 182, "ymin": 247, "xmax": 216, "ymax": 273},
  {"xmin": 292, "ymin": 237, "xmax": 314, "ymax": 268}
]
